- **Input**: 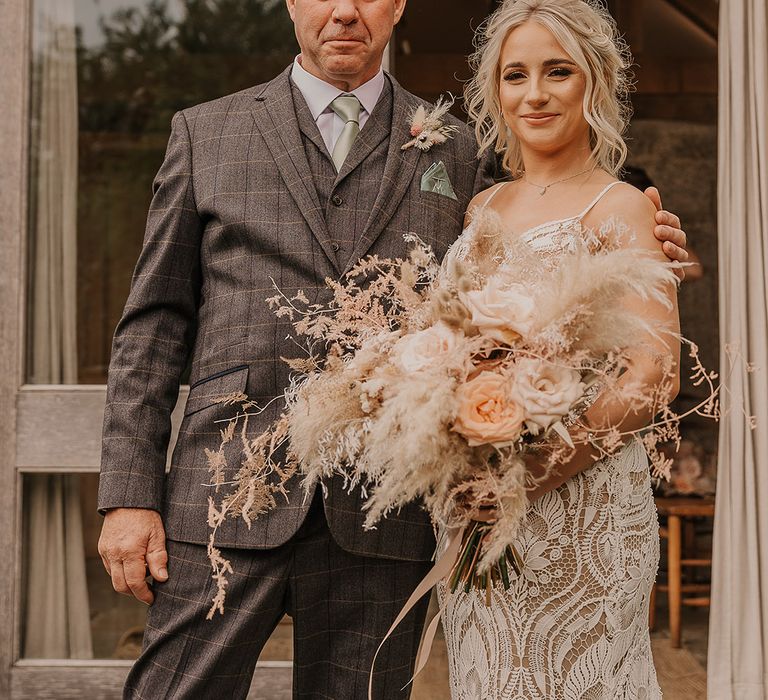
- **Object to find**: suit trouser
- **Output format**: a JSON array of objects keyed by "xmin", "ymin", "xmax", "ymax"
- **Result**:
[{"xmin": 123, "ymin": 493, "xmax": 433, "ymax": 700}]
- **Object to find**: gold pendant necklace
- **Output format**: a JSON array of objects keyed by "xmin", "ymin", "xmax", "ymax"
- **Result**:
[{"xmin": 522, "ymin": 167, "xmax": 592, "ymax": 196}]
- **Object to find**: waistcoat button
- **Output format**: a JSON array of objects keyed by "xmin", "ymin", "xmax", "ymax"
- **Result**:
[{"xmin": 331, "ymin": 194, "xmax": 343, "ymax": 207}]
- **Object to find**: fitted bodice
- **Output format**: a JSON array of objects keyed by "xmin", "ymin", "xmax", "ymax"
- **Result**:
[
  {"xmin": 443, "ymin": 180, "xmax": 625, "ymax": 271},
  {"xmin": 519, "ymin": 215, "xmax": 587, "ymax": 252}
]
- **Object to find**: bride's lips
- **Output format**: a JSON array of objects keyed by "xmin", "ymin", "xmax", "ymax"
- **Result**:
[{"xmin": 521, "ymin": 113, "xmax": 559, "ymax": 125}]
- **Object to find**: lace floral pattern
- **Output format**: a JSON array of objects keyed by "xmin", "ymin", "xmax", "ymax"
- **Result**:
[
  {"xmin": 437, "ymin": 203, "xmax": 662, "ymax": 699},
  {"xmin": 438, "ymin": 440, "xmax": 661, "ymax": 699}
]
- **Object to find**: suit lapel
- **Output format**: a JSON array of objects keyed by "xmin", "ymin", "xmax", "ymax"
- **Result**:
[
  {"xmin": 344, "ymin": 75, "xmax": 424, "ymax": 274},
  {"xmin": 250, "ymin": 68, "xmax": 341, "ymax": 275}
]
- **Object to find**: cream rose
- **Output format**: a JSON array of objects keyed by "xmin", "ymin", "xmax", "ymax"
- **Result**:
[
  {"xmin": 393, "ymin": 322, "xmax": 461, "ymax": 373},
  {"xmin": 452, "ymin": 371, "xmax": 524, "ymax": 447},
  {"xmin": 510, "ymin": 359, "xmax": 586, "ymax": 434},
  {"xmin": 460, "ymin": 279, "xmax": 535, "ymax": 344}
]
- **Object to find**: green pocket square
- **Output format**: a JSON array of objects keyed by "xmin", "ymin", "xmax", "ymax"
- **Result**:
[{"xmin": 421, "ymin": 161, "xmax": 458, "ymax": 201}]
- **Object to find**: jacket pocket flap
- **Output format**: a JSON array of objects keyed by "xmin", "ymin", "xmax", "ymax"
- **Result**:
[{"xmin": 184, "ymin": 365, "xmax": 249, "ymax": 417}]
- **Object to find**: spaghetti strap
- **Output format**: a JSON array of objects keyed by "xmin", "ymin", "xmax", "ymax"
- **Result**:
[
  {"xmin": 482, "ymin": 181, "xmax": 509, "ymax": 210},
  {"xmin": 577, "ymin": 180, "xmax": 625, "ymax": 220},
  {"xmin": 465, "ymin": 182, "xmax": 508, "ymax": 227}
]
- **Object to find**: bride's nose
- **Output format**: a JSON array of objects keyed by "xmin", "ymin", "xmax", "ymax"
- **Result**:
[{"xmin": 525, "ymin": 77, "xmax": 549, "ymax": 107}]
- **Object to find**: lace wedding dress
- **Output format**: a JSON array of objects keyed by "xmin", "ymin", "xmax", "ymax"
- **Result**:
[{"xmin": 437, "ymin": 181, "xmax": 662, "ymax": 700}]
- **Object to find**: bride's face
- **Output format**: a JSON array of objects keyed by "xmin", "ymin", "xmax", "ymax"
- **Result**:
[{"xmin": 498, "ymin": 21, "xmax": 590, "ymax": 158}]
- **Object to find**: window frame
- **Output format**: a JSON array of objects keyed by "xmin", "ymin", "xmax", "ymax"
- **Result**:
[{"xmin": 1, "ymin": 0, "xmax": 31, "ymax": 695}]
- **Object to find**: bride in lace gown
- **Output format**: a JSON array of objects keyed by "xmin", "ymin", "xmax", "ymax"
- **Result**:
[{"xmin": 436, "ymin": 1, "xmax": 681, "ymax": 698}]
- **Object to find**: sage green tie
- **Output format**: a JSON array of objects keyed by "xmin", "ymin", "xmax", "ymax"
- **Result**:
[{"xmin": 330, "ymin": 94, "xmax": 362, "ymax": 172}]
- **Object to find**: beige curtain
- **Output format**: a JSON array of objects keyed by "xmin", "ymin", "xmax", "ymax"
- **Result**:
[
  {"xmin": 25, "ymin": 477, "xmax": 92, "ymax": 658},
  {"xmin": 23, "ymin": 0, "xmax": 92, "ymax": 659},
  {"xmin": 708, "ymin": 0, "xmax": 768, "ymax": 697}
]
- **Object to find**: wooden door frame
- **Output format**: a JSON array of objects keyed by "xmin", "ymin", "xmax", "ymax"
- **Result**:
[{"xmin": 0, "ymin": 0, "xmax": 30, "ymax": 695}]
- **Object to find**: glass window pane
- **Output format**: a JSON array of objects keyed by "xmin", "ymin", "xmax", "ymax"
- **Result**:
[
  {"xmin": 22, "ymin": 473, "xmax": 146, "ymax": 659},
  {"xmin": 27, "ymin": 0, "xmax": 299, "ymax": 384},
  {"xmin": 21, "ymin": 473, "xmax": 294, "ymax": 660}
]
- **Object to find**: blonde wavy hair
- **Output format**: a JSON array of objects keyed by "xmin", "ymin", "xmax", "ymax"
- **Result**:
[{"xmin": 465, "ymin": 0, "xmax": 632, "ymax": 176}]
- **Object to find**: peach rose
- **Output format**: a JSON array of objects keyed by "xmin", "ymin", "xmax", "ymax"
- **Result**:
[
  {"xmin": 452, "ymin": 371, "xmax": 524, "ymax": 447},
  {"xmin": 459, "ymin": 279, "xmax": 535, "ymax": 344},
  {"xmin": 393, "ymin": 322, "xmax": 461, "ymax": 373},
  {"xmin": 510, "ymin": 359, "xmax": 585, "ymax": 434}
]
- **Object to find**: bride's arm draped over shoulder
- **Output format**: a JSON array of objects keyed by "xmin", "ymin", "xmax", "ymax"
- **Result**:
[{"xmin": 526, "ymin": 185, "xmax": 681, "ymax": 501}]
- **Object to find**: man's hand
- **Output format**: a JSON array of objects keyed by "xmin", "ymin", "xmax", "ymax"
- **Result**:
[
  {"xmin": 98, "ymin": 508, "xmax": 168, "ymax": 605},
  {"xmin": 644, "ymin": 186, "xmax": 689, "ymax": 280}
]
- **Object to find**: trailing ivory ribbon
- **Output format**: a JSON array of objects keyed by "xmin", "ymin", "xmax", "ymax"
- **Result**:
[{"xmin": 368, "ymin": 526, "xmax": 465, "ymax": 700}]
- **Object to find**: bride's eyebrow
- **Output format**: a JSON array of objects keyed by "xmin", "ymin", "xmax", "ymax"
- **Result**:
[
  {"xmin": 543, "ymin": 58, "xmax": 577, "ymax": 67},
  {"xmin": 502, "ymin": 58, "xmax": 577, "ymax": 70}
]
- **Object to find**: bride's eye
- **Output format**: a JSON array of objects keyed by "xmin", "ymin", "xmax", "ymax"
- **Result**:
[
  {"xmin": 549, "ymin": 67, "xmax": 573, "ymax": 79},
  {"xmin": 504, "ymin": 71, "xmax": 526, "ymax": 82}
]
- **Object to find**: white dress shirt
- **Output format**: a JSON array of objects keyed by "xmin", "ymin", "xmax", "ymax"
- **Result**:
[{"xmin": 290, "ymin": 55, "xmax": 386, "ymax": 156}]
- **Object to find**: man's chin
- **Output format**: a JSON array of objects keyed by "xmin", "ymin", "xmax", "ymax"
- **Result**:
[{"xmin": 321, "ymin": 52, "xmax": 372, "ymax": 76}]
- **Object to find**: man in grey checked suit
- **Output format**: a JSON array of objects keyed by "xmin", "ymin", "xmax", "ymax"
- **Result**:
[{"xmin": 97, "ymin": 1, "xmax": 689, "ymax": 697}]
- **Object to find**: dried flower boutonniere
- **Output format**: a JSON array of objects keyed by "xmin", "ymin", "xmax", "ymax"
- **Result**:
[{"xmin": 402, "ymin": 95, "xmax": 459, "ymax": 152}]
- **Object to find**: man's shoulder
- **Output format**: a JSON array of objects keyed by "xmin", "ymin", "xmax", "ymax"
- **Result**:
[{"xmin": 445, "ymin": 111, "xmax": 478, "ymax": 158}]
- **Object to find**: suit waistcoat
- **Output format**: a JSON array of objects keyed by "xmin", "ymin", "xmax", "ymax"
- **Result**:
[{"xmin": 292, "ymin": 80, "xmax": 393, "ymax": 270}]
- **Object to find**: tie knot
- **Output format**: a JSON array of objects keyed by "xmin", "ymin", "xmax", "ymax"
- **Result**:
[{"xmin": 330, "ymin": 94, "xmax": 362, "ymax": 124}]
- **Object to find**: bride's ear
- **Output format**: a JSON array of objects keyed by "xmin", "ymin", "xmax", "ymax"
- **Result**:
[{"xmin": 393, "ymin": 0, "xmax": 408, "ymax": 24}]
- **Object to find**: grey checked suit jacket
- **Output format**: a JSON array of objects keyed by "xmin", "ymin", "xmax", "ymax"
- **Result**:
[{"xmin": 98, "ymin": 66, "xmax": 495, "ymax": 561}]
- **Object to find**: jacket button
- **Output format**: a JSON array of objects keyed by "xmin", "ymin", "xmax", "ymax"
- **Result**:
[
  {"xmin": 331, "ymin": 243, "xmax": 340, "ymax": 252},
  {"xmin": 331, "ymin": 194, "xmax": 343, "ymax": 206}
]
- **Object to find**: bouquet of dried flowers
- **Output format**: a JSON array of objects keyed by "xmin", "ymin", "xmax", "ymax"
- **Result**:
[{"xmin": 204, "ymin": 209, "xmax": 720, "ymax": 617}]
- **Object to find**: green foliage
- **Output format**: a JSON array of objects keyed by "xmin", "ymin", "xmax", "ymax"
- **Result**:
[{"xmin": 76, "ymin": 0, "xmax": 299, "ymax": 133}]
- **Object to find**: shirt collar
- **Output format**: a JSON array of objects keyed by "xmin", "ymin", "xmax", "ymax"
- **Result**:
[{"xmin": 290, "ymin": 55, "xmax": 385, "ymax": 120}]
